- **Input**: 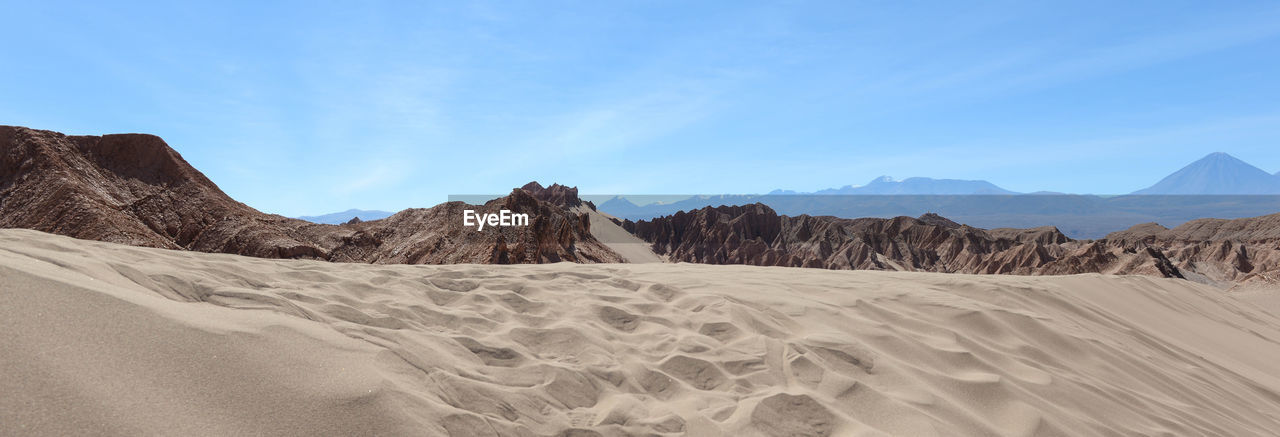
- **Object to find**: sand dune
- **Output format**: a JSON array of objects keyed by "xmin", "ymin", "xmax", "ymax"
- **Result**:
[
  {"xmin": 3, "ymin": 229, "xmax": 1280, "ymax": 436},
  {"xmin": 581, "ymin": 207, "xmax": 663, "ymax": 264}
]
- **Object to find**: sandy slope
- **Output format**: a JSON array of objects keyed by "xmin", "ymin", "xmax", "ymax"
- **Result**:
[
  {"xmin": 581, "ymin": 207, "xmax": 663, "ymax": 264},
  {"xmin": 3, "ymin": 229, "xmax": 1280, "ymax": 436}
]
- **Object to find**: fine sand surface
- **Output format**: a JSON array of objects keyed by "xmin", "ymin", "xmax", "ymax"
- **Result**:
[
  {"xmin": 3, "ymin": 229, "xmax": 1280, "ymax": 436},
  {"xmin": 581, "ymin": 207, "xmax": 663, "ymax": 264}
]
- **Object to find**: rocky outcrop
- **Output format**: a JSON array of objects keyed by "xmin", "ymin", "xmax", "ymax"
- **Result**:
[
  {"xmin": 917, "ymin": 212, "xmax": 960, "ymax": 229},
  {"xmin": 324, "ymin": 188, "xmax": 617, "ymax": 264},
  {"xmin": 624, "ymin": 203, "xmax": 1194, "ymax": 279},
  {"xmin": 521, "ymin": 181, "xmax": 594, "ymax": 210},
  {"xmin": 1105, "ymin": 215, "xmax": 1280, "ymax": 285},
  {"xmin": 0, "ymin": 126, "xmax": 323, "ymax": 257},
  {"xmin": 0, "ymin": 125, "xmax": 620, "ymax": 264},
  {"xmin": 620, "ymin": 200, "xmax": 1280, "ymax": 285}
]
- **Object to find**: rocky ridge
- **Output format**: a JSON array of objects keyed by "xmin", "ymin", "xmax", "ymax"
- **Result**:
[
  {"xmin": 621, "ymin": 203, "xmax": 1279, "ymax": 284},
  {"xmin": 1104, "ymin": 214, "xmax": 1280, "ymax": 284},
  {"xmin": 0, "ymin": 125, "xmax": 620, "ymax": 264}
]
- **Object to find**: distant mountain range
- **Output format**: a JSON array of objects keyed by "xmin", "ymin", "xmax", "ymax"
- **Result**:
[
  {"xmin": 1132, "ymin": 152, "xmax": 1280, "ymax": 195},
  {"xmin": 300, "ymin": 152, "xmax": 1280, "ymax": 237},
  {"xmin": 296, "ymin": 209, "xmax": 394, "ymax": 224},
  {"xmin": 767, "ymin": 153, "xmax": 1280, "ymax": 196},
  {"xmin": 594, "ymin": 152, "xmax": 1280, "ymax": 238},
  {"xmin": 773, "ymin": 176, "xmax": 1017, "ymax": 195}
]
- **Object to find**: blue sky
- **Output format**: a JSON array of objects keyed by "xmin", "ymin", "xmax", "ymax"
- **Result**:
[{"xmin": 3, "ymin": 1, "xmax": 1279, "ymax": 216}]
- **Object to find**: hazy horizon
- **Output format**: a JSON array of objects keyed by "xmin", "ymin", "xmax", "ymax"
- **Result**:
[{"xmin": 4, "ymin": 2, "xmax": 1280, "ymax": 216}]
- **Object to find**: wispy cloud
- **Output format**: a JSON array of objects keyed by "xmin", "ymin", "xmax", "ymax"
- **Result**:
[
  {"xmin": 333, "ymin": 160, "xmax": 413, "ymax": 196},
  {"xmin": 546, "ymin": 86, "xmax": 719, "ymax": 155},
  {"xmin": 848, "ymin": 5, "xmax": 1280, "ymax": 103},
  {"xmin": 471, "ymin": 67, "xmax": 746, "ymax": 184},
  {"xmin": 1006, "ymin": 9, "xmax": 1280, "ymax": 90}
]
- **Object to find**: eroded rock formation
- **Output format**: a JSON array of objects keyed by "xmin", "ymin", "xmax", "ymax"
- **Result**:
[
  {"xmin": 622, "ymin": 203, "xmax": 1214, "ymax": 280},
  {"xmin": 0, "ymin": 126, "xmax": 620, "ymax": 264},
  {"xmin": 1105, "ymin": 216, "xmax": 1280, "ymax": 285}
]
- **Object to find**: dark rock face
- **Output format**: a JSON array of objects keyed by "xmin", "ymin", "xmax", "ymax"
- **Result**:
[
  {"xmin": 0, "ymin": 126, "xmax": 321, "ymax": 257},
  {"xmin": 625, "ymin": 203, "xmax": 1197, "ymax": 279},
  {"xmin": 521, "ymin": 181, "xmax": 594, "ymax": 210},
  {"xmin": 0, "ymin": 126, "xmax": 621, "ymax": 264},
  {"xmin": 917, "ymin": 212, "xmax": 960, "ymax": 229}
]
